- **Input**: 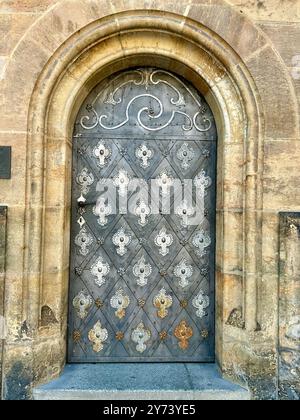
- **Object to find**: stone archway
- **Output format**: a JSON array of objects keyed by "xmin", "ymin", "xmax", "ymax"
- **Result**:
[
  {"xmin": 6, "ymin": 0, "xmax": 300, "ymax": 398},
  {"xmin": 19, "ymin": 10, "xmax": 264, "ymax": 391}
]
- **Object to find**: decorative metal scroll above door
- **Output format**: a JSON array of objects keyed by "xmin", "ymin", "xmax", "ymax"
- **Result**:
[{"xmin": 68, "ymin": 68, "xmax": 217, "ymax": 362}]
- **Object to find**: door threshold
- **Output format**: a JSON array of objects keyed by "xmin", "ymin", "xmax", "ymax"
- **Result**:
[{"xmin": 33, "ymin": 363, "xmax": 249, "ymax": 400}]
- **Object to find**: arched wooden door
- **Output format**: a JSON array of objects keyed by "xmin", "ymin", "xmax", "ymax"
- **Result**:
[{"xmin": 68, "ymin": 68, "xmax": 217, "ymax": 362}]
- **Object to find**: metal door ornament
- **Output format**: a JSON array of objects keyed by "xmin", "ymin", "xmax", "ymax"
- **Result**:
[
  {"xmin": 174, "ymin": 320, "xmax": 193, "ymax": 350},
  {"xmin": 131, "ymin": 322, "xmax": 151, "ymax": 354},
  {"xmin": 192, "ymin": 291, "xmax": 210, "ymax": 318},
  {"xmin": 76, "ymin": 168, "xmax": 94, "ymax": 195},
  {"xmin": 90, "ymin": 257, "xmax": 110, "ymax": 287},
  {"xmin": 154, "ymin": 227, "xmax": 173, "ymax": 256},
  {"xmin": 133, "ymin": 256, "xmax": 152, "ymax": 287},
  {"xmin": 112, "ymin": 227, "xmax": 132, "ymax": 256},
  {"xmin": 110, "ymin": 289, "xmax": 130, "ymax": 319},
  {"xmin": 93, "ymin": 198, "xmax": 112, "ymax": 227},
  {"xmin": 73, "ymin": 291, "xmax": 93, "ymax": 319},
  {"xmin": 134, "ymin": 200, "xmax": 151, "ymax": 227},
  {"xmin": 88, "ymin": 321, "xmax": 108, "ymax": 353},
  {"xmin": 93, "ymin": 141, "xmax": 112, "ymax": 168},
  {"xmin": 176, "ymin": 143, "xmax": 195, "ymax": 170},
  {"xmin": 135, "ymin": 144, "xmax": 153, "ymax": 169},
  {"xmin": 113, "ymin": 169, "xmax": 130, "ymax": 197},
  {"xmin": 156, "ymin": 171, "xmax": 174, "ymax": 196},
  {"xmin": 192, "ymin": 230, "xmax": 211, "ymax": 257},
  {"xmin": 75, "ymin": 227, "xmax": 94, "ymax": 256},
  {"xmin": 175, "ymin": 200, "xmax": 195, "ymax": 228},
  {"xmin": 153, "ymin": 288, "xmax": 173, "ymax": 319},
  {"xmin": 174, "ymin": 259, "xmax": 194, "ymax": 288}
]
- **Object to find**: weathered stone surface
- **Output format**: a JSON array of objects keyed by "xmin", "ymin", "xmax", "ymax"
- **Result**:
[
  {"xmin": 246, "ymin": 47, "xmax": 299, "ymax": 140},
  {"xmin": 2, "ymin": 344, "xmax": 33, "ymax": 400},
  {"xmin": 0, "ymin": 13, "xmax": 37, "ymax": 55},
  {"xmin": 261, "ymin": 213, "xmax": 279, "ymax": 276},
  {"xmin": 226, "ymin": 0, "xmax": 300, "ymax": 22},
  {"xmin": 217, "ymin": 210, "xmax": 243, "ymax": 274},
  {"xmin": 0, "ymin": 0, "xmax": 58, "ymax": 13},
  {"xmin": 33, "ymin": 363, "xmax": 250, "ymax": 400},
  {"xmin": 263, "ymin": 141, "xmax": 300, "ymax": 210},
  {"xmin": 0, "ymin": 56, "xmax": 7, "ymax": 81},
  {"xmin": 187, "ymin": 4, "xmax": 267, "ymax": 61},
  {"xmin": 259, "ymin": 22, "xmax": 300, "ymax": 67},
  {"xmin": 291, "ymin": 71, "xmax": 300, "ymax": 115},
  {"xmin": 279, "ymin": 213, "xmax": 300, "ymax": 400}
]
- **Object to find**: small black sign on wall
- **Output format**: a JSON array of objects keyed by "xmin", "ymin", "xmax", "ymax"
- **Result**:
[{"xmin": 0, "ymin": 147, "xmax": 11, "ymax": 179}]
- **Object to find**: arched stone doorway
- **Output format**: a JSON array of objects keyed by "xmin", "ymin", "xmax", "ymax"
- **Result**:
[
  {"xmin": 14, "ymin": 8, "xmax": 272, "ymax": 396},
  {"xmin": 68, "ymin": 68, "xmax": 217, "ymax": 362}
]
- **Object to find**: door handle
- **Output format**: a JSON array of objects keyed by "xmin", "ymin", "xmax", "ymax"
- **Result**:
[{"xmin": 77, "ymin": 195, "xmax": 96, "ymax": 208}]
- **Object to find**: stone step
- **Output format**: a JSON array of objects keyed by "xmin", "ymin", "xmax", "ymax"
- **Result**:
[{"xmin": 33, "ymin": 363, "xmax": 250, "ymax": 400}]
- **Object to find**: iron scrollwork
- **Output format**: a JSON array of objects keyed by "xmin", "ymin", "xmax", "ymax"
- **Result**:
[{"xmin": 80, "ymin": 69, "xmax": 212, "ymax": 133}]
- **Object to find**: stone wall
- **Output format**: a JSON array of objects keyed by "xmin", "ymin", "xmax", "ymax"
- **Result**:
[
  {"xmin": 279, "ymin": 213, "xmax": 300, "ymax": 400},
  {"xmin": 0, "ymin": 0, "xmax": 299, "ymax": 400}
]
